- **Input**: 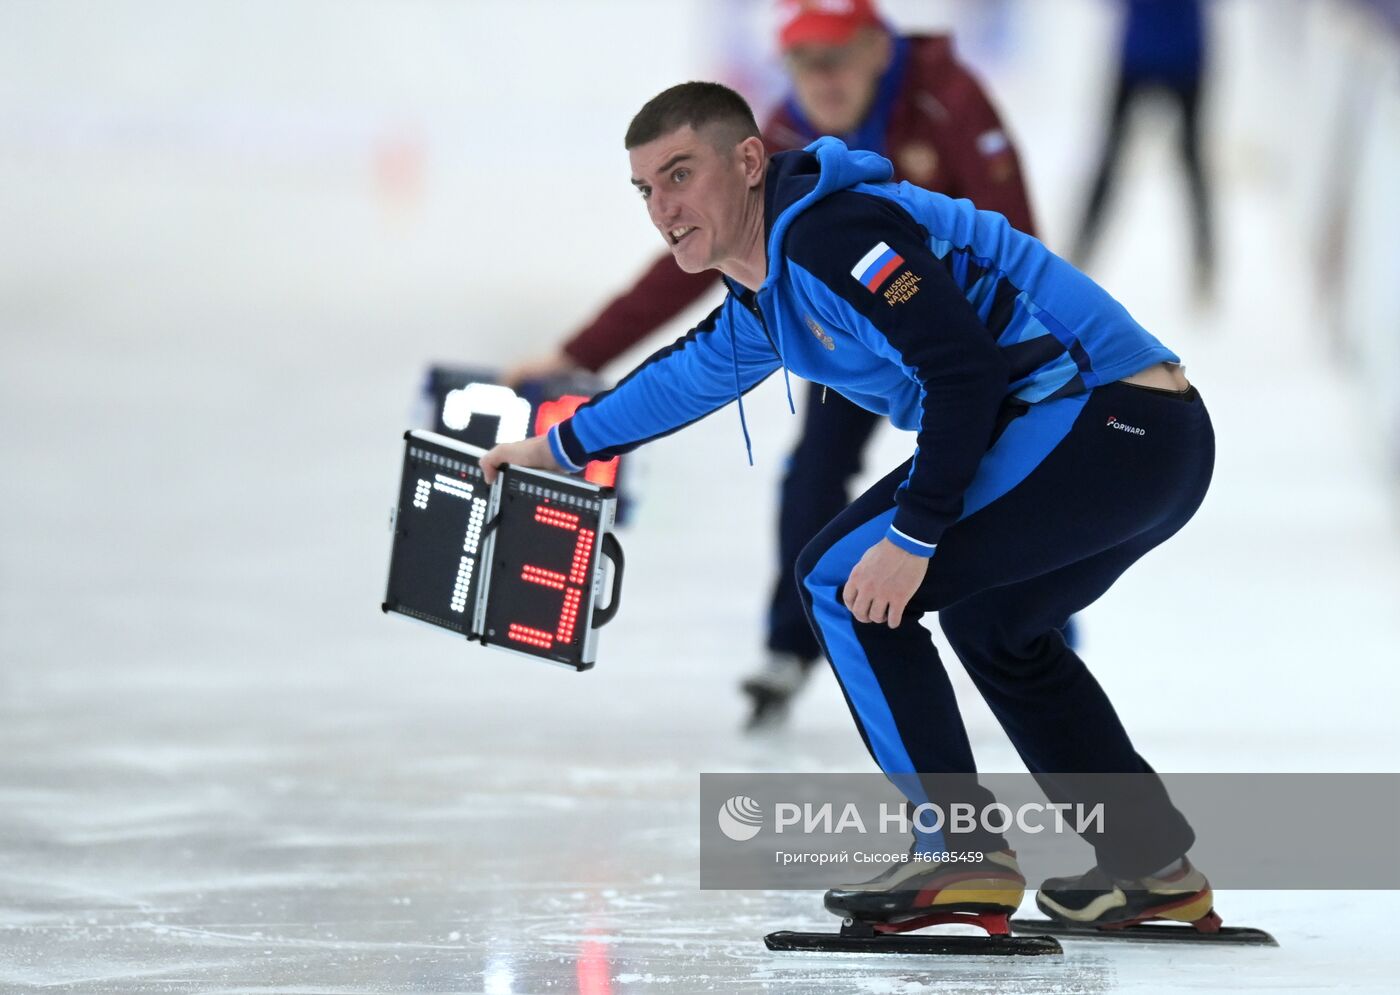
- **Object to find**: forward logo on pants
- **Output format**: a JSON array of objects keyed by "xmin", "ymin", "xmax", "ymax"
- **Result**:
[{"xmin": 1106, "ymin": 415, "xmax": 1146, "ymax": 436}]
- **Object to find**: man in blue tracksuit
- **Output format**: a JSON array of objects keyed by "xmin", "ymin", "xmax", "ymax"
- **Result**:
[{"xmin": 482, "ymin": 82, "xmax": 1219, "ymax": 932}]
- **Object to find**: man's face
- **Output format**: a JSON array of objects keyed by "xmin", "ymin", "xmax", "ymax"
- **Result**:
[
  {"xmin": 786, "ymin": 28, "xmax": 891, "ymax": 135},
  {"xmin": 629, "ymin": 125, "xmax": 755, "ymax": 274}
]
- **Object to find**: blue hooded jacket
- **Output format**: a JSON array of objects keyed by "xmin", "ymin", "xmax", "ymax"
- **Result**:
[{"xmin": 551, "ymin": 138, "xmax": 1177, "ymax": 557}]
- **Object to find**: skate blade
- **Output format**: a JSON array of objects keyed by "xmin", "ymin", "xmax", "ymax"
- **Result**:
[
  {"xmin": 742, "ymin": 691, "xmax": 790, "ymax": 732},
  {"xmin": 1011, "ymin": 917, "xmax": 1278, "ymax": 946},
  {"xmin": 765, "ymin": 929, "xmax": 1062, "ymax": 956}
]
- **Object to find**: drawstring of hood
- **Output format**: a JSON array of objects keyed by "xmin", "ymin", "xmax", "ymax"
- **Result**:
[
  {"xmin": 726, "ymin": 138, "xmax": 896, "ymax": 464},
  {"xmin": 730, "ymin": 326, "xmax": 755, "ymax": 466}
]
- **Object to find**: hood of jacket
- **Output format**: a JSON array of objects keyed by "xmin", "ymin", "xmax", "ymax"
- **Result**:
[
  {"xmin": 759, "ymin": 137, "xmax": 895, "ymax": 298},
  {"xmin": 718, "ymin": 138, "xmax": 896, "ymax": 465}
]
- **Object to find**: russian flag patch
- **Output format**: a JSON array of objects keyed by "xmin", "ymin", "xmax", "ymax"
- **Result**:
[{"xmin": 851, "ymin": 241, "xmax": 905, "ymax": 291}]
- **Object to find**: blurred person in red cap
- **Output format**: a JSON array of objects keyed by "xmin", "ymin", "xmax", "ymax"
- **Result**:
[
  {"xmin": 504, "ymin": 0, "xmax": 1045, "ymax": 729},
  {"xmin": 773, "ymin": 0, "xmax": 887, "ymax": 132}
]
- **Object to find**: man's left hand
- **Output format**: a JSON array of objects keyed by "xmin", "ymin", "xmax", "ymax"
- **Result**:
[
  {"xmin": 843, "ymin": 539, "xmax": 929, "ymax": 628},
  {"xmin": 480, "ymin": 434, "xmax": 562, "ymax": 485}
]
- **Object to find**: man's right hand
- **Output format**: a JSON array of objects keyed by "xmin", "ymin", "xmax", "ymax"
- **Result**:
[
  {"xmin": 480, "ymin": 434, "xmax": 564, "ymax": 485},
  {"xmin": 500, "ymin": 350, "xmax": 583, "ymax": 388}
]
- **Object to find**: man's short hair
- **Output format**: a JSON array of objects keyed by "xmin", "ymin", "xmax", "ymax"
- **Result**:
[{"xmin": 625, "ymin": 81, "xmax": 761, "ymax": 151}]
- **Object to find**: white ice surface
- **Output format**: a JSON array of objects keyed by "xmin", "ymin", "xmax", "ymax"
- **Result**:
[{"xmin": 2, "ymin": 1, "xmax": 1398, "ymax": 992}]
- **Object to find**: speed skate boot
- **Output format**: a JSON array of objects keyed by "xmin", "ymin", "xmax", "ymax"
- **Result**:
[
  {"xmin": 1036, "ymin": 858, "xmax": 1218, "ymax": 931},
  {"xmin": 825, "ymin": 849, "xmax": 1026, "ymax": 927},
  {"xmin": 740, "ymin": 652, "xmax": 811, "ymax": 730}
]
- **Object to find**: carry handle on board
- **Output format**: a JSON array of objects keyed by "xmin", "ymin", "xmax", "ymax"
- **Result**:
[{"xmin": 592, "ymin": 532, "xmax": 624, "ymax": 628}]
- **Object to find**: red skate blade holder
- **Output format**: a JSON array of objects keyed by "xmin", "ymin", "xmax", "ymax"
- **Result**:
[
  {"xmin": 765, "ymin": 911, "xmax": 1063, "ymax": 956},
  {"xmin": 1011, "ymin": 912, "xmax": 1279, "ymax": 946}
]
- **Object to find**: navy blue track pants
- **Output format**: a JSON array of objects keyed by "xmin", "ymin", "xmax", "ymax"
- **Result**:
[
  {"xmin": 795, "ymin": 381, "xmax": 1215, "ymax": 876},
  {"xmin": 768, "ymin": 381, "xmax": 881, "ymax": 662},
  {"xmin": 767, "ymin": 381, "xmax": 1079, "ymax": 666}
]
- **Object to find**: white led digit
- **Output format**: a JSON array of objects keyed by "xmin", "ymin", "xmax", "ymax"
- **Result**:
[
  {"xmin": 412, "ymin": 471, "xmax": 487, "ymax": 616},
  {"xmin": 450, "ymin": 554, "xmax": 475, "ymax": 614},
  {"xmin": 441, "ymin": 382, "xmax": 532, "ymax": 443},
  {"xmin": 449, "ymin": 496, "xmax": 487, "ymax": 615},
  {"xmin": 433, "ymin": 473, "xmax": 476, "ymax": 499},
  {"xmin": 464, "ymin": 490, "xmax": 486, "ymax": 555}
]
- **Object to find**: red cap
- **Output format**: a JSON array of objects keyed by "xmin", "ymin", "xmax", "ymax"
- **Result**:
[{"xmin": 778, "ymin": 0, "xmax": 882, "ymax": 51}]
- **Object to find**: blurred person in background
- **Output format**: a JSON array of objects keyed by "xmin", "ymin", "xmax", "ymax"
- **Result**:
[
  {"xmin": 506, "ymin": 0, "xmax": 1048, "ymax": 730},
  {"xmin": 1073, "ymin": 0, "xmax": 1216, "ymax": 299}
]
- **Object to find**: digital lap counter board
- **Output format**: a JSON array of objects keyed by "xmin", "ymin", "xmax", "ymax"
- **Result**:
[
  {"xmin": 382, "ymin": 430, "xmax": 623, "ymax": 670},
  {"xmin": 419, "ymin": 364, "xmax": 633, "ymax": 524}
]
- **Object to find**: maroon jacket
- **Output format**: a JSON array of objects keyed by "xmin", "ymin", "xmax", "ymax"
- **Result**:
[{"xmin": 563, "ymin": 35, "xmax": 1037, "ymax": 372}]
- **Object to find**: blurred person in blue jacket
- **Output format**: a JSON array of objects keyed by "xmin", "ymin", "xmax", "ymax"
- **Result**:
[{"xmin": 1073, "ymin": 0, "xmax": 1215, "ymax": 299}]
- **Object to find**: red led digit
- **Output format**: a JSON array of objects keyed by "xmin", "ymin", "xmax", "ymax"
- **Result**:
[
  {"xmin": 556, "ymin": 587, "xmax": 581, "ymax": 644},
  {"xmin": 534, "ymin": 396, "xmax": 589, "ymax": 436},
  {"xmin": 521, "ymin": 564, "xmax": 567, "ymax": 590},
  {"xmin": 534, "ymin": 505, "xmax": 580, "ymax": 530},
  {"xmin": 583, "ymin": 458, "xmax": 618, "ymax": 489},
  {"xmin": 534, "ymin": 396, "xmax": 619, "ymax": 488},
  {"xmin": 510, "ymin": 500, "xmax": 597, "ymax": 651},
  {"xmin": 569, "ymin": 529, "xmax": 595, "ymax": 586},
  {"xmin": 508, "ymin": 623, "xmax": 555, "ymax": 649}
]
